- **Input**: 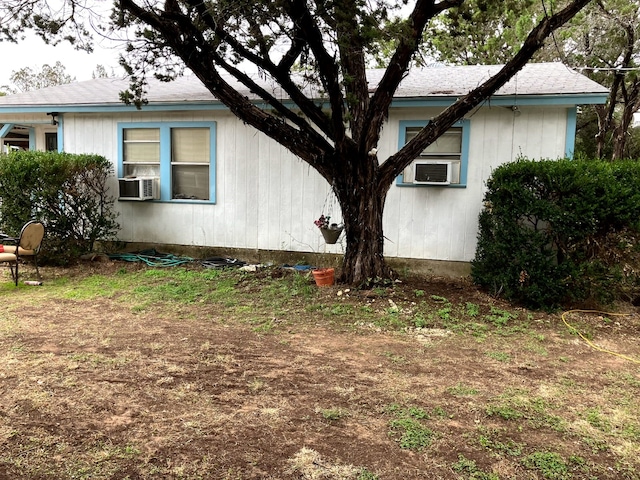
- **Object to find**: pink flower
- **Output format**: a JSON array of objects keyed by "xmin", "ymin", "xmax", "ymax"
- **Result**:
[{"xmin": 314, "ymin": 214, "xmax": 330, "ymax": 229}]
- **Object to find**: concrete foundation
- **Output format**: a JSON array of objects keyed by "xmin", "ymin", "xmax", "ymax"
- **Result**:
[{"xmin": 102, "ymin": 242, "xmax": 472, "ymax": 279}]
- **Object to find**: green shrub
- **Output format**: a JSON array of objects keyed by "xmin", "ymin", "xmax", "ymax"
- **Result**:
[
  {"xmin": 472, "ymin": 157, "xmax": 640, "ymax": 309},
  {"xmin": 0, "ymin": 151, "xmax": 119, "ymax": 264}
]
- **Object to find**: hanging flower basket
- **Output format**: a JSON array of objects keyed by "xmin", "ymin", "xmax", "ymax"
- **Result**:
[
  {"xmin": 314, "ymin": 215, "xmax": 343, "ymax": 244},
  {"xmin": 320, "ymin": 226, "xmax": 343, "ymax": 244}
]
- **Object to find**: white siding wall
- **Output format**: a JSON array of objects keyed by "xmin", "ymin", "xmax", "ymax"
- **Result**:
[
  {"xmin": 53, "ymin": 104, "xmax": 569, "ymax": 261},
  {"xmin": 382, "ymin": 106, "xmax": 568, "ymax": 261}
]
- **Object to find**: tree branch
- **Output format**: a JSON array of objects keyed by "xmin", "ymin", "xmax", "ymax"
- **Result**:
[
  {"xmin": 277, "ymin": 28, "xmax": 306, "ymax": 72},
  {"xmin": 285, "ymin": 0, "xmax": 349, "ymax": 147},
  {"xmin": 361, "ymin": 0, "xmax": 464, "ymax": 153},
  {"xmin": 379, "ymin": 0, "xmax": 594, "ymax": 186},
  {"xmin": 181, "ymin": 0, "xmax": 334, "ymax": 139},
  {"xmin": 118, "ymin": 0, "xmax": 336, "ymax": 179},
  {"xmin": 332, "ymin": 0, "xmax": 369, "ymax": 142}
]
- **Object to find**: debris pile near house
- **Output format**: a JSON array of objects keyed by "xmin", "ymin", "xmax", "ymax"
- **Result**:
[
  {"xmin": 104, "ymin": 249, "xmax": 321, "ymax": 274},
  {"xmin": 200, "ymin": 257, "xmax": 246, "ymax": 269}
]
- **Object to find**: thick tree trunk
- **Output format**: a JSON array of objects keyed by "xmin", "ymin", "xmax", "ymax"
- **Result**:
[
  {"xmin": 337, "ymin": 187, "xmax": 390, "ymax": 285},
  {"xmin": 333, "ymin": 153, "xmax": 391, "ymax": 285}
]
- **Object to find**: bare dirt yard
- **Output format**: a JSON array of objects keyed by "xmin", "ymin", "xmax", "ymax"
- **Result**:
[{"xmin": 1, "ymin": 260, "xmax": 639, "ymax": 480}]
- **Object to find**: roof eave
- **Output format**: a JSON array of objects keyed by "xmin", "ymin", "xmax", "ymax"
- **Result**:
[
  {"xmin": 0, "ymin": 92, "xmax": 609, "ymax": 115},
  {"xmin": 391, "ymin": 93, "xmax": 609, "ymax": 108}
]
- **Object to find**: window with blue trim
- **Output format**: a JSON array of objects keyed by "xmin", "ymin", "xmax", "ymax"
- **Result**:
[
  {"xmin": 118, "ymin": 122, "xmax": 216, "ymax": 202},
  {"xmin": 397, "ymin": 120, "xmax": 470, "ymax": 187}
]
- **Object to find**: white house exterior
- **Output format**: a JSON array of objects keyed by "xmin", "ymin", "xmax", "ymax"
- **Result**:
[{"xmin": 0, "ymin": 63, "xmax": 608, "ymax": 273}]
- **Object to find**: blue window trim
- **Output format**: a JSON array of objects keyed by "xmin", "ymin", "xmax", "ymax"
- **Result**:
[
  {"xmin": 57, "ymin": 115, "xmax": 64, "ymax": 152},
  {"xmin": 117, "ymin": 121, "xmax": 217, "ymax": 203},
  {"xmin": 396, "ymin": 119, "xmax": 470, "ymax": 188},
  {"xmin": 565, "ymin": 107, "xmax": 577, "ymax": 159}
]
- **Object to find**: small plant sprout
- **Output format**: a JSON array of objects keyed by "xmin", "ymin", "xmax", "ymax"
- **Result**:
[
  {"xmin": 465, "ymin": 302, "xmax": 480, "ymax": 317},
  {"xmin": 446, "ymin": 383, "xmax": 479, "ymax": 396},
  {"xmin": 319, "ymin": 407, "xmax": 349, "ymax": 422}
]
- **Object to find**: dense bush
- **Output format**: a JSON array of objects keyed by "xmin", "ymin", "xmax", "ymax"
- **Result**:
[
  {"xmin": 0, "ymin": 151, "xmax": 119, "ymax": 264},
  {"xmin": 471, "ymin": 157, "xmax": 640, "ymax": 309}
]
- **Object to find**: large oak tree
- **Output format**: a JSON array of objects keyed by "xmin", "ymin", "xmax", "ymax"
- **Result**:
[{"xmin": 0, "ymin": 0, "xmax": 593, "ymax": 284}]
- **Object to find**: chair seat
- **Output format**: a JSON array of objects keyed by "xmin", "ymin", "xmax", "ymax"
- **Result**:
[
  {"xmin": 1, "ymin": 221, "xmax": 44, "ymax": 286},
  {"xmin": 0, "ymin": 252, "xmax": 18, "ymax": 262},
  {"xmin": 1, "ymin": 246, "xmax": 35, "ymax": 255}
]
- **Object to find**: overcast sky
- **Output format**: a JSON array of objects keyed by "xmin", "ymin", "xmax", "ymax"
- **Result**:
[{"xmin": 0, "ymin": 33, "xmax": 124, "ymax": 87}]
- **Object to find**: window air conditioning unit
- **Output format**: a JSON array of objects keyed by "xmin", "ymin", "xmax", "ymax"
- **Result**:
[
  {"xmin": 413, "ymin": 160, "xmax": 452, "ymax": 185},
  {"xmin": 118, "ymin": 177, "xmax": 157, "ymax": 201}
]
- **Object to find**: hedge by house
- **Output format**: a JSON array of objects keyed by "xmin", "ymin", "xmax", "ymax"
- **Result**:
[
  {"xmin": 0, "ymin": 151, "xmax": 119, "ymax": 264},
  {"xmin": 471, "ymin": 157, "xmax": 640, "ymax": 309}
]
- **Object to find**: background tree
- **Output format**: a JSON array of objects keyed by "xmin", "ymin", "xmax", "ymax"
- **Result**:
[
  {"xmin": 1, "ymin": 61, "xmax": 74, "ymax": 94},
  {"xmin": 92, "ymin": 64, "xmax": 117, "ymax": 78},
  {"xmin": 562, "ymin": 0, "xmax": 640, "ymax": 160},
  {"xmin": 0, "ymin": 0, "xmax": 593, "ymax": 284},
  {"xmin": 423, "ymin": 0, "xmax": 545, "ymax": 64},
  {"xmin": 424, "ymin": 0, "xmax": 640, "ymax": 161}
]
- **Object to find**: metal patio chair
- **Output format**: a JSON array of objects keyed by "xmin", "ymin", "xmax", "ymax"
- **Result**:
[{"xmin": 0, "ymin": 221, "xmax": 45, "ymax": 286}]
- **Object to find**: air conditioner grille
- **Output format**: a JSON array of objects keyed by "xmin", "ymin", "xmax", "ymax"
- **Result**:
[
  {"xmin": 141, "ymin": 178, "xmax": 154, "ymax": 198},
  {"xmin": 415, "ymin": 163, "xmax": 449, "ymax": 183}
]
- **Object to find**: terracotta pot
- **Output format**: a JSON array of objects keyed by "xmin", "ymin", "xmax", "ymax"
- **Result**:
[{"xmin": 312, "ymin": 268, "xmax": 335, "ymax": 286}]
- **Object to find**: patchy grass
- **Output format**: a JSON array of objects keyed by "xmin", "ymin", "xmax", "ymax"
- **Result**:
[
  {"xmin": 386, "ymin": 404, "xmax": 434, "ymax": 451},
  {"xmin": 0, "ymin": 262, "xmax": 639, "ymax": 479}
]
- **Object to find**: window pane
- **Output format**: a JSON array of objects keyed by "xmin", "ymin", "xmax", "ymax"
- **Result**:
[
  {"xmin": 45, "ymin": 132, "xmax": 58, "ymax": 152},
  {"xmin": 124, "ymin": 142, "xmax": 160, "ymax": 163},
  {"xmin": 405, "ymin": 127, "xmax": 420, "ymax": 143},
  {"xmin": 123, "ymin": 128, "xmax": 160, "ymax": 163},
  {"xmin": 406, "ymin": 127, "xmax": 462, "ymax": 154},
  {"xmin": 173, "ymin": 165, "xmax": 209, "ymax": 200},
  {"xmin": 124, "ymin": 164, "xmax": 160, "ymax": 178},
  {"xmin": 124, "ymin": 129, "xmax": 159, "ymax": 142},
  {"xmin": 172, "ymin": 128, "xmax": 210, "ymax": 163}
]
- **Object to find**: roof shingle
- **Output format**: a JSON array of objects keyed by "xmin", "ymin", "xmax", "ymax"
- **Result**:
[{"xmin": 0, "ymin": 62, "xmax": 607, "ymax": 108}]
